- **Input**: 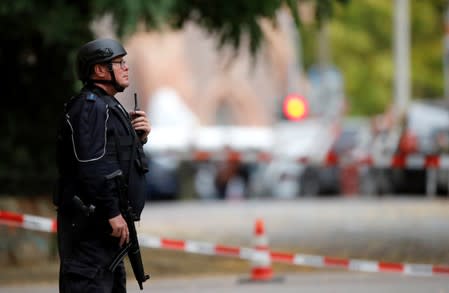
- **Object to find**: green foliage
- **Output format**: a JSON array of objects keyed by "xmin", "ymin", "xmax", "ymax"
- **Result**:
[
  {"xmin": 331, "ymin": 0, "xmax": 393, "ymax": 115},
  {"xmin": 410, "ymin": 0, "xmax": 445, "ymax": 99},
  {"xmin": 315, "ymin": 0, "xmax": 349, "ymax": 26},
  {"xmin": 170, "ymin": 0, "xmax": 283, "ymax": 53},
  {"xmin": 302, "ymin": 0, "xmax": 446, "ymax": 115},
  {"xmin": 92, "ymin": 0, "xmax": 176, "ymax": 34},
  {"xmin": 92, "ymin": 0, "xmax": 342, "ymax": 54},
  {"xmin": 95, "ymin": 0, "xmax": 290, "ymax": 54},
  {"xmin": 0, "ymin": 1, "xmax": 92, "ymax": 194}
]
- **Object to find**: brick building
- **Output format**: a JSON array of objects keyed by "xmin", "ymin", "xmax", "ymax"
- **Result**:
[{"xmin": 110, "ymin": 11, "xmax": 311, "ymax": 127}]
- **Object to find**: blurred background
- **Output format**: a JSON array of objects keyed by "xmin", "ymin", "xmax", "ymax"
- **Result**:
[
  {"xmin": 2, "ymin": 0, "xmax": 449, "ymax": 199},
  {"xmin": 1, "ymin": 0, "xmax": 449, "ymax": 286}
]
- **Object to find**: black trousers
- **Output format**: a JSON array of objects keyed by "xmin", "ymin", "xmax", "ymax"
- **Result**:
[
  {"xmin": 57, "ymin": 212, "xmax": 126, "ymax": 293},
  {"xmin": 60, "ymin": 261, "xmax": 126, "ymax": 293}
]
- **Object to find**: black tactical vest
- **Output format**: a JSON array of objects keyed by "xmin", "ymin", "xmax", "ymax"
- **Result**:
[
  {"xmin": 100, "ymin": 92, "xmax": 149, "ymax": 219},
  {"xmin": 55, "ymin": 87, "xmax": 148, "ymax": 220}
]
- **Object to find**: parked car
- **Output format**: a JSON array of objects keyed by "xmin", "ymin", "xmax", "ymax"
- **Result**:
[
  {"xmin": 299, "ymin": 118, "xmax": 375, "ymax": 196},
  {"xmin": 145, "ymin": 155, "xmax": 181, "ymax": 201},
  {"xmin": 383, "ymin": 101, "xmax": 449, "ymax": 195}
]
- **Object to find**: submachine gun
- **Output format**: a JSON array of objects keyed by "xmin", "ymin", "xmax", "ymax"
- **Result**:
[{"xmin": 106, "ymin": 170, "xmax": 150, "ymax": 290}]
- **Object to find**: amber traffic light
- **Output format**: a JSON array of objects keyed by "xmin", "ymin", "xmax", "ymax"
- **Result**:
[{"xmin": 282, "ymin": 94, "xmax": 308, "ymax": 121}]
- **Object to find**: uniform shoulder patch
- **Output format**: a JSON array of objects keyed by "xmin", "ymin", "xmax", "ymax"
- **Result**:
[{"xmin": 85, "ymin": 93, "xmax": 97, "ymax": 102}]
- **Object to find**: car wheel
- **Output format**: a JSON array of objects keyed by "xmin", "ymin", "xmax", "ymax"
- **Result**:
[{"xmin": 300, "ymin": 168, "xmax": 320, "ymax": 197}]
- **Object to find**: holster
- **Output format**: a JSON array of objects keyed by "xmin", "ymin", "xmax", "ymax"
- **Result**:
[{"xmin": 55, "ymin": 177, "xmax": 97, "ymax": 256}]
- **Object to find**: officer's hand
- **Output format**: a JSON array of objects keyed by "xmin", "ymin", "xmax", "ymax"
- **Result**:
[
  {"xmin": 131, "ymin": 110, "xmax": 151, "ymax": 142},
  {"xmin": 108, "ymin": 214, "xmax": 129, "ymax": 247}
]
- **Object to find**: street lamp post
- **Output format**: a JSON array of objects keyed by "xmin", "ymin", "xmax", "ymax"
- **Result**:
[
  {"xmin": 444, "ymin": 4, "xmax": 449, "ymax": 99},
  {"xmin": 393, "ymin": 0, "xmax": 410, "ymax": 119}
]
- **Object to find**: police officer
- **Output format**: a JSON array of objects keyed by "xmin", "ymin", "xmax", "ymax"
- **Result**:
[{"xmin": 55, "ymin": 38, "xmax": 151, "ymax": 292}]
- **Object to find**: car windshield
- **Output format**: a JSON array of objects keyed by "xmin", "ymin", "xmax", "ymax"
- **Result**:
[
  {"xmin": 407, "ymin": 102, "xmax": 449, "ymax": 153},
  {"xmin": 334, "ymin": 130, "xmax": 357, "ymax": 153},
  {"xmin": 408, "ymin": 103, "xmax": 449, "ymax": 136}
]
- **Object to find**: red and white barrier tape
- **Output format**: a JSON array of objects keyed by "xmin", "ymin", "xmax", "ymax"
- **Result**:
[
  {"xmin": 184, "ymin": 150, "xmax": 449, "ymax": 170},
  {"xmin": 138, "ymin": 235, "xmax": 449, "ymax": 277},
  {"xmin": 355, "ymin": 154, "xmax": 449, "ymax": 169},
  {"xmin": 1, "ymin": 210, "xmax": 448, "ymax": 277},
  {"xmin": 0, "ymin": 210, "xmax": 57, "ymax": 233}
]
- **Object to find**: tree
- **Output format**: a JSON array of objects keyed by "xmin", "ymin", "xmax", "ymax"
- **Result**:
[
  {"xmin": 0, "ymin": 0, "xmax": 344, "ymax": 194},
  {"xmin": 301, "ymin": 0, "xmax": 446, "ymax": 115},
  {"xmin": 0, "ymin": 1, "xmax": 92, "ymax": 193}
]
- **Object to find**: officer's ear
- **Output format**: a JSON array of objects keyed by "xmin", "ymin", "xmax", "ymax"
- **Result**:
[{"xmin": 92, "ymin": 63, "xmax": 109, "ymax": 78}]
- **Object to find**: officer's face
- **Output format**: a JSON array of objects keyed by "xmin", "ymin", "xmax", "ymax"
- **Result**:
[{"xmin": 110, "ymin": 57, "xmax": 129, "ymax": 88}]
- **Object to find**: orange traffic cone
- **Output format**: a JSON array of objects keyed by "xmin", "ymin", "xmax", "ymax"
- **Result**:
[{"xmin": 240, "ymin": 218, "xmax": 283, "ymax": 283}]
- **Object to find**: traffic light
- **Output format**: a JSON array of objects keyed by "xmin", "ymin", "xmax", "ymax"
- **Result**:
[{"xmin": 281, "ymin": 94, "xmax": 309, "ymax": 121}]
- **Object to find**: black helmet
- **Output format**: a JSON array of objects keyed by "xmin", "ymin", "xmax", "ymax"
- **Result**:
[{"xmin": 76, "ymin": 38, "xmax": 127, "ymax": 82}]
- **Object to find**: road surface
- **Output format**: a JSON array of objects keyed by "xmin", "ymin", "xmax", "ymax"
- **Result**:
[
  {"xmin": 1, "ymin": 197, "xmax": 448, "ymax": 291},
  {"xmin": 138, "ymin": 197, "xmax": 449, "ymax": 262},
  {"xmin": 2, "ymin": 272, "xmax": 448, "ymax": 293}
]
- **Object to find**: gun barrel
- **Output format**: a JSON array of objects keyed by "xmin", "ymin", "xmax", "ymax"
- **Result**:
[
  {"xmin": 127, "ymin": 219, "xmax": 150, "ymax": 289},
  {"xmin": 138, "ymin": 274, "xmax": 150, "ymax": 290},
  {"xmin": 105, "ymin": 170, "xmax": 150, "ymax": 290}
]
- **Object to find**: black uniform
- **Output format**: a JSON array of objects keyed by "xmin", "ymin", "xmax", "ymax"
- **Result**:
[{"xmin": 55, "ymin": 84, "xmax": 148, "ymax": 293}]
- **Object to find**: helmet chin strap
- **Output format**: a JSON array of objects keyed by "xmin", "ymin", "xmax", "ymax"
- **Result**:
[
  {"xmin": 109, "ymin": 70, "xmax": 125, "ymax": 93},
  {"xmin": 87, "ymin": 63, "xmax": 125, "ymax": 93}
]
